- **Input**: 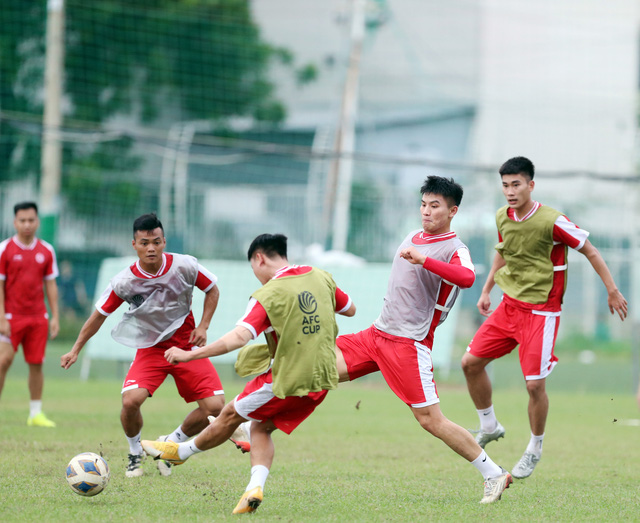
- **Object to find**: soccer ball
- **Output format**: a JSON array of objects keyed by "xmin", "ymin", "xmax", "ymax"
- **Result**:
[{"xmin": 65, "ymin": 452, "xmax": 110, "ymax": 496}]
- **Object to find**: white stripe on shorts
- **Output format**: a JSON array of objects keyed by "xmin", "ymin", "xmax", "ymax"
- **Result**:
[
  {"xmin": 411, "ymin": 341, "xmax": 440, "ymax": 408},
  {"xmin": 526, "ymin": 313, "xmax": 558, "ymax": 380},
  {"xmin": 233, "ymin": 381, "xmax": 276, "ymax": 422}
]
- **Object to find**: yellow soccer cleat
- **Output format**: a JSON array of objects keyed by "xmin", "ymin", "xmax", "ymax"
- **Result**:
[
  {"xmin": 140, "ymin": 440, "xmax": 186, "ymax": 465},
  {"xmin": 232, "ymin": 486, "xmax": 263, "ymax": 514},
  {"xmin": 27, "ymin": 412, "xmax": 56, "ymax": 427}
]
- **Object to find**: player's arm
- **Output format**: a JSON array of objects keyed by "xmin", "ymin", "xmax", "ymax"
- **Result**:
[
  {"xmin": 0, "ymin": 280, "xmax": 9, "ymax": 337},
  {"xmin": 578, "ymin": 239, "xmax": 627, "ymax": 321},
  {"xmin": 165, "ymin": 325, "xmax": 253, "ymax": 364},
  {"xmin": 399, "ymin": 246, "xmax": 476, "ymax": 288},
  {"xmin": 61, "ymin": 309, "xmax": 108, "ymax": 369},
  {"xmin": 44, "ymin": 278, "xmax": 60, "ymax": 340},
  {"xmin": 189, "ymin": 284, "xmax": 220, "ymax": 346}
]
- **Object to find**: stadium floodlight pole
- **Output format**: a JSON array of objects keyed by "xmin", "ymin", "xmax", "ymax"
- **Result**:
[
  {"xmin": 328, "ymin": 0, "xmax": 365, "ymax": 252},
  {"xmin": 39, "ymin": 0, "xmax": 65, "ymax": 245}
]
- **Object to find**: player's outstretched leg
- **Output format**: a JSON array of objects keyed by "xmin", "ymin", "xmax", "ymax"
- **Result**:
[
  {"xmin": 208, "ymin": 415, "xmax": 251, "ymax": 453},
  {"xmin": 480, "ymin": 468, "xmax": 513, "ymax": 504}
]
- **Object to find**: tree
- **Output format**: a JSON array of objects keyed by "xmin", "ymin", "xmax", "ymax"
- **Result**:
[{"xmin": 0, "ymin": 0, "xmax": 301, "ymax": 196}]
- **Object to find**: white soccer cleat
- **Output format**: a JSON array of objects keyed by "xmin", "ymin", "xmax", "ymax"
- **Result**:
[
  {"xmin": 512, "ymin": 451, "xmax": 540, "ymax": 479},
  {"xmin": 474, "ymin": 422, "xmax": 505, "ymax": 449},
  {"xmin": 480, "ymin": 469, "xmax": 513, "ymax": 504},
  {"xmin": 125, "ymin": 453, "xmax": 144, "ymax": 478}
]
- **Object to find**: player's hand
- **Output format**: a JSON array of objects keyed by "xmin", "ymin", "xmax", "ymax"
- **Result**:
[
  {"xmin": 399, "ymin": 246, "xmax": 426, "ymax": 266},
  {"xmin": 0, "ymin": 318, "xmax": 10, "ymax": 337},
  {"xmin": 608, "ymin": 289, "xmax": 628, "ymax": 321},
  {"xmin": 477, "ymin": 292, "xmax": 493, "ymax": 317},
  {"xmin": 189, "ymin": 326, "xmax": 207, "ymax": 346},
  {"xmin": 49, "ymin": 317, "xmax": 59, "ymax": 340},
  {"xmin": 60, "ymin": 351, "xmax": 77, "ymax": 369},
  {"xmin": 165, "ymin": 346, "xmax": 190, "ymax": 364}
]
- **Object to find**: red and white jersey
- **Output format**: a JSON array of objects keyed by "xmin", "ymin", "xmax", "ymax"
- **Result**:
[
  {"xmin": 96, "ymin": 252, "xmax": 217, "ymax": 349},
  {"xmin": 374, "ymin": 229, "xmax": 475, "ymax": 347},
  {"xmin": 0, "ymin": 236, "xmax": 58, "ymax": 317},
  {"xmin": 500, "ymin": 202, "xmax": 589, "ymax": 311},
  {"xmin": 237, "ymin": 265, "xmax": 352, "ymax": 339}
]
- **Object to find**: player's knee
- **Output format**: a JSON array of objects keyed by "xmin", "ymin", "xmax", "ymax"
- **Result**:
[
  {"xmin": 525, "ymin": 379, "xmax": 545, "ymax": 397},
  {"xmin": 121, "ymin": 394, "xmax": 144, "ymax": 412},
  {"xmin": 0, "ymin": 352, "xmax": 14, "ymax": 371},
  {"xmin": 201, "ymin": 396, "xmax": 225, "ymax": 417},
  {"xmin": 461, "ymin": 353, "xmax": 482, "ymax": 375}
]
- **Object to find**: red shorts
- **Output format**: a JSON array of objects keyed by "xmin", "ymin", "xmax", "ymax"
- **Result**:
[
  {"xmin": 122, "ymin": 347, "xmax": 224, "ymax": 403},
  {"xmin": 336, "ymin": 325, "xmax": 439, "ymax": 408},
  {"xmin": 234, "ymin": 369, "xmax": 328, "ymax": 435},
  {"xmin": 467, "ymin": 300, "xmax": 560, "ymax": 380},
  {"xmin": 0, "ymin": 314, "xmax": 49, "ymax": 365}
]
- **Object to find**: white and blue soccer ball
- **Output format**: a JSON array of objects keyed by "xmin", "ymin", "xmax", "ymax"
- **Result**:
[{"xmin": 65, "ymin": 452, "xmax": 110, "ymax": 496}]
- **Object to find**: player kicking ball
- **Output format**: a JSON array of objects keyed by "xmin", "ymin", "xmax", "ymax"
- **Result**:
[{"xmin": 142, "ymin": 233, "xmax": 356, "ymax": 514}]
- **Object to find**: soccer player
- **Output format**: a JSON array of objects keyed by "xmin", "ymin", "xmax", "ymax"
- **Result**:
[
  {"xmin": 461, "ymin": 156, "xmax": 628, "ymax": 479},
  {"xmin": 141, "ymin": 233, "xmax": 356, "ymax": 514},
  {"xmin": 334, "ymin": 176, "xmax": 512, "ymax": 504},
  {"xmin": 61, "ymin": 213, "xmax": 245, "ymax": 478},
  {"xmin": 0, "ymin": 202, "xmax": 59, "ymax": 427}
]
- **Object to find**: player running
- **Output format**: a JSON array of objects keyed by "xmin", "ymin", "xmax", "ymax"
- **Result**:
[
  {"xmin": 0, "ymin": 202, "xmax": 59, "ymax": 427},
  {"xmin": 335, "ymin": 176, "xmax": 513, "ymax": 504},
  {"xmin": 462, "ymin": 156, "xmax": 627, "ymax": 479},
  {"xmin": 61, "ymin": 213, "xmax": 248, "ymax": 478},
  {"xmin": 142, "ymin": 233, "xmax": 356, "ymax": 514}
]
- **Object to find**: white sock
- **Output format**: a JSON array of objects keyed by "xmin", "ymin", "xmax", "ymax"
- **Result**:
[
  {"xmin": 126, "ymin": 432, "xmax": 143, "ymax": 455},
  {"xmin": 166, "ymin": 426, "xmax": 189, "ymax": 443},
  {"xmin": 246, "ymin": 465, "xmax": 269, "ymax": 492},
  {"xmin": 178, "ymin": 439, "xmax": 203, "ymax": 460},
  {"xmin": 29, "ymin": 400, "xmax": 42, "ymax": 418},
  {"xmin": 526, "ymin": 432, "xmax": 544, "ymax": 457},
  {"xmin": 471, "ymin": 450, "xmax": 503, "ymax": 480},
  {"xmin": 477, "ymin": 405, "xmax": 498, "ymax": 433}
]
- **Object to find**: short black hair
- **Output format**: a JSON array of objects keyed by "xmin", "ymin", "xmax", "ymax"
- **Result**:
[
  {"xmin": 133, "ymin": 213, "xmax": 164, "ymax": 238},
  {"xmin": 247, "ymin": 233, "xmax": 288, "ymax": 261},
  {"xmin": 499, "ymin": 156, "xmax": 535, "ymax": 181},
  {"xmin": 420, "ymin": 176, "xmax": 463, "ymax": 207},
  {"xmin": 14, "ymin": 201, "xmax": 38, "ymax": 215}
]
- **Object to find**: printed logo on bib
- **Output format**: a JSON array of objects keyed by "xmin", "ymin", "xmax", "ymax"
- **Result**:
[
  {"xmin": 131, "ymin": 294, "xmax": 145, "ymax": 307},
  {"xmin": 298, "ymin": 291, "xmax": 320, "ymax": 335}
]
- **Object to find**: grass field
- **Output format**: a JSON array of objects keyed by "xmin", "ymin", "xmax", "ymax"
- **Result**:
[{"xmin": 1, "ymin": 343, "xmax": 639, "ymax": 521}]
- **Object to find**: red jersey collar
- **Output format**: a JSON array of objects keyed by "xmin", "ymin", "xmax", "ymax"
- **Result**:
[
  {"xmin": 412, "ymin": 231, "xmax": 457, "ymax": 245},
  {"xmin": 132, "ymin": 252, "xmax": 174, "ymax": 279}
]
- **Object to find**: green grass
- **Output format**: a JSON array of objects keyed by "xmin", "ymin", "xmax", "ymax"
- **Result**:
[{"xmin": 1, "ymin": 343, "xmax": 639, "ymax": 521}]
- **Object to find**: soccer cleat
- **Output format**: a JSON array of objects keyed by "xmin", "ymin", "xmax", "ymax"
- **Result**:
[
  {"xmin": 27, "ymin": 412, "xmax": 56, "ymax": 428},
  {"xmin": 125, "ymin": 453, "xmax": 144, "ymax": 478},
  {"xmin": 512, "ymin": 451, "xmax": 540, "ymax": 479},
  {"xmin": 474, "ymin": 422, "xmax": 505, "ymax": 449},
  {"xmin": 156, "ymin": 435, "xmax": 173, "ymax": 476},
  {"xmin": 480, "ymin": 469, "xmax": 513, "ymax": 504},
  {"xmin": 232, "ymin": 486, "xmax": 263, "ymax": 514},
  {"xmin": 141, "ymin": 439, "xmax": 186, "ymax": 465},
  {"xmin": 208, "ymin": 415, "xmax": 251, "ymax": 454}
]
